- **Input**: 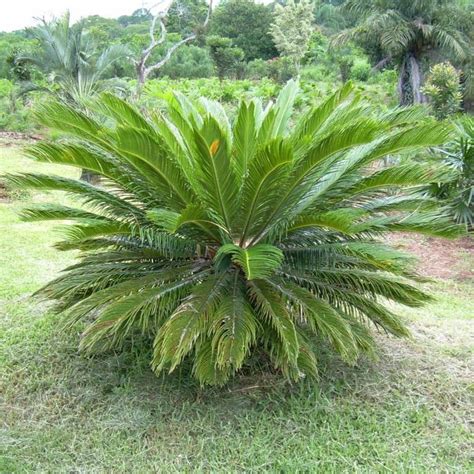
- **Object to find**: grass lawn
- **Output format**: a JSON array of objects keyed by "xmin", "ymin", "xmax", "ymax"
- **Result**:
[{"xmin": 1, "ymin": 145, "xmax": 473, "ymax": 472}]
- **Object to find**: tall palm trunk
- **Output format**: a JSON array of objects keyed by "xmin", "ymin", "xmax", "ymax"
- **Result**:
[{"xmin": 398, "ymin": 54, "xmax": 427, "ymax": 106}]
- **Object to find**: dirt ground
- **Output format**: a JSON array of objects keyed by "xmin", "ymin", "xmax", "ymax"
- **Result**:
[{"xmin": 386, "ymin": 233, "xmax": 474, "ymax": 281}]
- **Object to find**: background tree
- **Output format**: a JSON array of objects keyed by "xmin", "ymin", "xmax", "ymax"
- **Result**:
[
  {"xmin": 0, "ymin": 31, "xmax": 38, "ymax": 80},
  {"xmin": 314, "ymin": 0, "xmax": 348, "ymax": 34},
  {"xmin": 159, "ymin": 44, "xmax": 214, "ymax": 78},
  {"xmin": 118, "ymin": 8, "xmax": 153, "ymax": 27},
  {"xmin": 166, "ymin": 0, "xmax": 210, "ymax": 36},
  {"xmin": 19, "ymin": 13, "xmax": 128, "ymax": 181},
  {"xmin": 207, "ymin": 35, "xmax": 244, "ymax": 79},
  {"xmin": 133, "ymin": 0, "xmax": 212, "ymax": 87},
  {"xmin": 210, "ymin": 0, "xmax": 277, "ymax": 61},
  {"xmin": 270, "ymin": 0, "xmax": 314, "ymax": 72},
  {"xmin": 336, "ymin": 0, "xmax": 471, "ymax": 105}
]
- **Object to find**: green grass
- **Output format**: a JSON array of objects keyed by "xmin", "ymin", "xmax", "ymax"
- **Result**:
[{"xmin": 1, "ymin": 147, "xmax": 473, "ymax": 472}]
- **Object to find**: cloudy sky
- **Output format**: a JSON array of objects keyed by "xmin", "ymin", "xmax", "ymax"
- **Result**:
[{"xmin": 1, "ymin": 0, "xmax": 160, "ymax": 32}]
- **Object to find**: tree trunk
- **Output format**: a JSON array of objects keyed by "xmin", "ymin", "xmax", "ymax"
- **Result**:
[
  {"xmin": 398, "ymin": 54, "xmax": 427, "ymax": 106},
  {"xmin": 136, "ymin": 62, "xmax": 147, "ymax": 87},
  {"xmin": 409, "ymin": 55, "xmax": 426, "ymax": 104}
]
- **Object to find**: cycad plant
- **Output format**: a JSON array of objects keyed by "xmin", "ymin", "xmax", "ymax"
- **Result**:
[
  {"xmin": 430, "ymin": 116, "xmax": 474, "ymax": 228},
  {"xmin": 19, "ymin": 13, "xmax": 128, "ymax": 103},
  {"xmin": 10, "ymin": 81, "xmax": 460, "ymax": 385}
]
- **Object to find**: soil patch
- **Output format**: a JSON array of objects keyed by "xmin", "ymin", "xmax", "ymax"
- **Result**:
[{"xmin": 386, "ymin": 233, "xmax": 473, "ymax": 281}]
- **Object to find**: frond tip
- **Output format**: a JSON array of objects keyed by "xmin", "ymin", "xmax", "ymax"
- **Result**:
[{"xmin": 18, "ymin": 82, "xmax": 459, "ymax": 386}]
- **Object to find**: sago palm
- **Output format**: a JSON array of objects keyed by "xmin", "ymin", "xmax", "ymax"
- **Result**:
[
  {"xmin": 430, "ymin": 116, "xmax": 474, "ymax": 228},
  {"xmin": 9, "ymin": 81, "xmax": 460, "ymax": 385},
  {"xmin": 20, "ymin": 13, "xmax": 129, "ymax": 103}
]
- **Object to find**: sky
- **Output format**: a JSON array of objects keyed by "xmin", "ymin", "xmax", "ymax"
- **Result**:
[{"xmin": 1, "ymin": 0, "xmax": 157, "ymax": 32}]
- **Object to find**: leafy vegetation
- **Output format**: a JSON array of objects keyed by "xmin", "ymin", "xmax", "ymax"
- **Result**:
[
  {"xmin": 336, "ymin": 0, "xmax": 471, "ymax": 105},
  {"xmin": 422, "ymin": 62, "xmax": 463, "ymax": 120},
  {"xmin": 7, "ymin": 81, "xmax": 461, "ymax": 385},
  {"xmin": 428, "ymin": 116, "xmax": 474, "ymax": 228},
  {"xmin": 0, "ymin": 0, "xmax": 473, "ymax": 133},
  {"xmin": 207, "ymin": 36, "xmax": 244, "ymax": 79},
  {"xmin": 0, "ymin": 1, "xmax": 473, "ymax": 467},
  {"xmin": 1, "ymin": 146, "xmax": 472, "ymax": 472},
  {"xmin": 209, "ymin": 0, "xmax": 277, "ymax": 61},
  {"xmin": 270, "ymin": 0, "xmax": 314, "ymax": 71},
  {"xmin": 17, "ymin": 13, "xmax": 128, "ymax": 102}
]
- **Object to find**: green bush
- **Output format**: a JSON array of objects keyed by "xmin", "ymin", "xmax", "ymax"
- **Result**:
[
  {"xmin": 0, "ymin": 78, "xmax": 14, "ymax": 97},
  {"xmin": 428, "ymin": 116, "xmax": 474, "ymax": 228},
  {"xmin": 267, "ymin": 57, "xmax": 296, "ymax": 84},
  {"xmin": 0, "ymin": 81, "xmax": 36, "ymax": 132},
  {"xmin": 422, "ymin": 62, "xmax": 462, "ymax": 120},
  {"xmin": 10, "ymin": 81, "xmax": 459, "ymax": 386},
  {"xmin": 245, "ymin": 59, "xmax": 270, "ymax": 80},
  {"xmin": 143, "ymin": 78, "xmax": 280, "ymax": 105},
  {"xmin": 351, "ymin": 58, "xmax": 371, "ymax": 82},
  {"xmin": 300, "ymin": 65, "xmax": 336, "ymax": 83},
  {"xmin": 207, "ymin": 36, "xmax": 245, "ymax": 79},
  {"xmin": 159, "ymin": 46, "xmax": 214, "ymax": 79}
]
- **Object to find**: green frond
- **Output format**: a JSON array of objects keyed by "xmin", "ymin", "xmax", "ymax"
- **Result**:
[
  {"xmin": 355, "ymin": 212, "xmax": 464, "ymax": 238},
  {"xmin": 19, "ymin": 204, "xmax": 105, "ymax": 222},
  {"xmin": 233, "ymin": 100, "xmax": 257, "ymax": 180},
  {"xmin": 271, "ymin": 79, "xmax": 299, "ymax": 137},
  {"xmin": 267, "ymin": 277, "xmax": 360, "ymax": 364},
  {"xmin": 291, "ymin": 81, "xmax": 354, "ymax": 149},
  {"xmin": 238, "ymin": 138, "xmax": 293, "ymax": 243},
  {"xmin": 248, "ymin": 280, "xmax": 299, "ymax": 364},
  {"xmin": 191, "ymin": 116, "xmax": 238, "ymax": 232},
  {"xmin": 153, "ymin": 272, "xmax": 231, "ymax": 374},
  {"xmin": 26, "ymin": 142, "xmax": 118, "ymax": 178},
  {"xmin": 215, "ymin": 243, "xmax": 284, "ymax": 280},
  {"xmin": 115, "ymin": 127, "xmax": 192, "ymax": 208},
  {"xmin": 97, "ymin": 92, "xmax": 155, "ymax": 133},
  {"xmin": 347, "ymin": 164, "xmax": 457, "ymax": 197},
  {"xmin": 210, "ymin": 275, "xmax": 258, "ymax": 370},
  {"xmin": 6, "ymin": 173, "xmax": 144, "ymax": 219},
  {"xmin": 34, "ymin": 101, "xmax": 106, "ymax": 146},
  {"xmin": 287, "ymin": 209, "xmax": 367, "ymax": 235}
]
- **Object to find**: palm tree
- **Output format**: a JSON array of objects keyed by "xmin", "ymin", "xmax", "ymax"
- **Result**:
[
  {"xmin": 336, "ymin": 0, "xmax": 471, "ymax": 105},
  {"xmin": 19, "ymin": 13, "xmax": 129, "ymax": 182},
  {"xmin": 430, "ymin": 116, "xmax": 474, "ymax": 228},
  {"xmin": 9, "ymin": 81, "xmax": 460, "ymax": 386},
  {"xmin": 20, "ymin": 13, "xmax": 129, "ymax": 103}
]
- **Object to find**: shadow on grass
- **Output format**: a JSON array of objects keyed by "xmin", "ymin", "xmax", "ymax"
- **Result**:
[
  {"xmin": 5, "ymin": 303, "xmax": 384, "ymax": 412},
  {"xmin": 3, "ymin": 300, "xmax": 472, "ymax": 472}
]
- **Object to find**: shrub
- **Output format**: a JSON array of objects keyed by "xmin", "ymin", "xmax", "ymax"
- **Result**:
[
  {"xmin": 0, "ymin": 78, "xmax": 14, "ymax": 97},
  {"xmin": 267, "ymin": 57, "xmax": 296, "ymax": 84},
  {"xmin": 245, "ymin": 59, "xmax": 270, "ymax": 80},
  {"xmin": 300, "ymin": 65, "xmax": 335, "ymax": 83},
  {"xmin": 159, "ymin": 46, "xmax": 214, "ymax": 79},
  {"xmin": 11, "ymin": 81, "xmax": 460, "ymax": 386},
  {"xmin": 422, "ymin": 62, "xmax": 462, "ymax": 120},
  {"xmin": 428, "ymin": 116, "xmax": 474, "ymax": 228},
  {"xmin": 351, "ymin": 58, "xmax": 371, "ymax": 82},
  {"xmin": 207, "ymin": 36, "xmax": 245, "ymax": 79},
  {"xmin": 143, "ymin": 78, "xmax": 280, "ymax": 106}
]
